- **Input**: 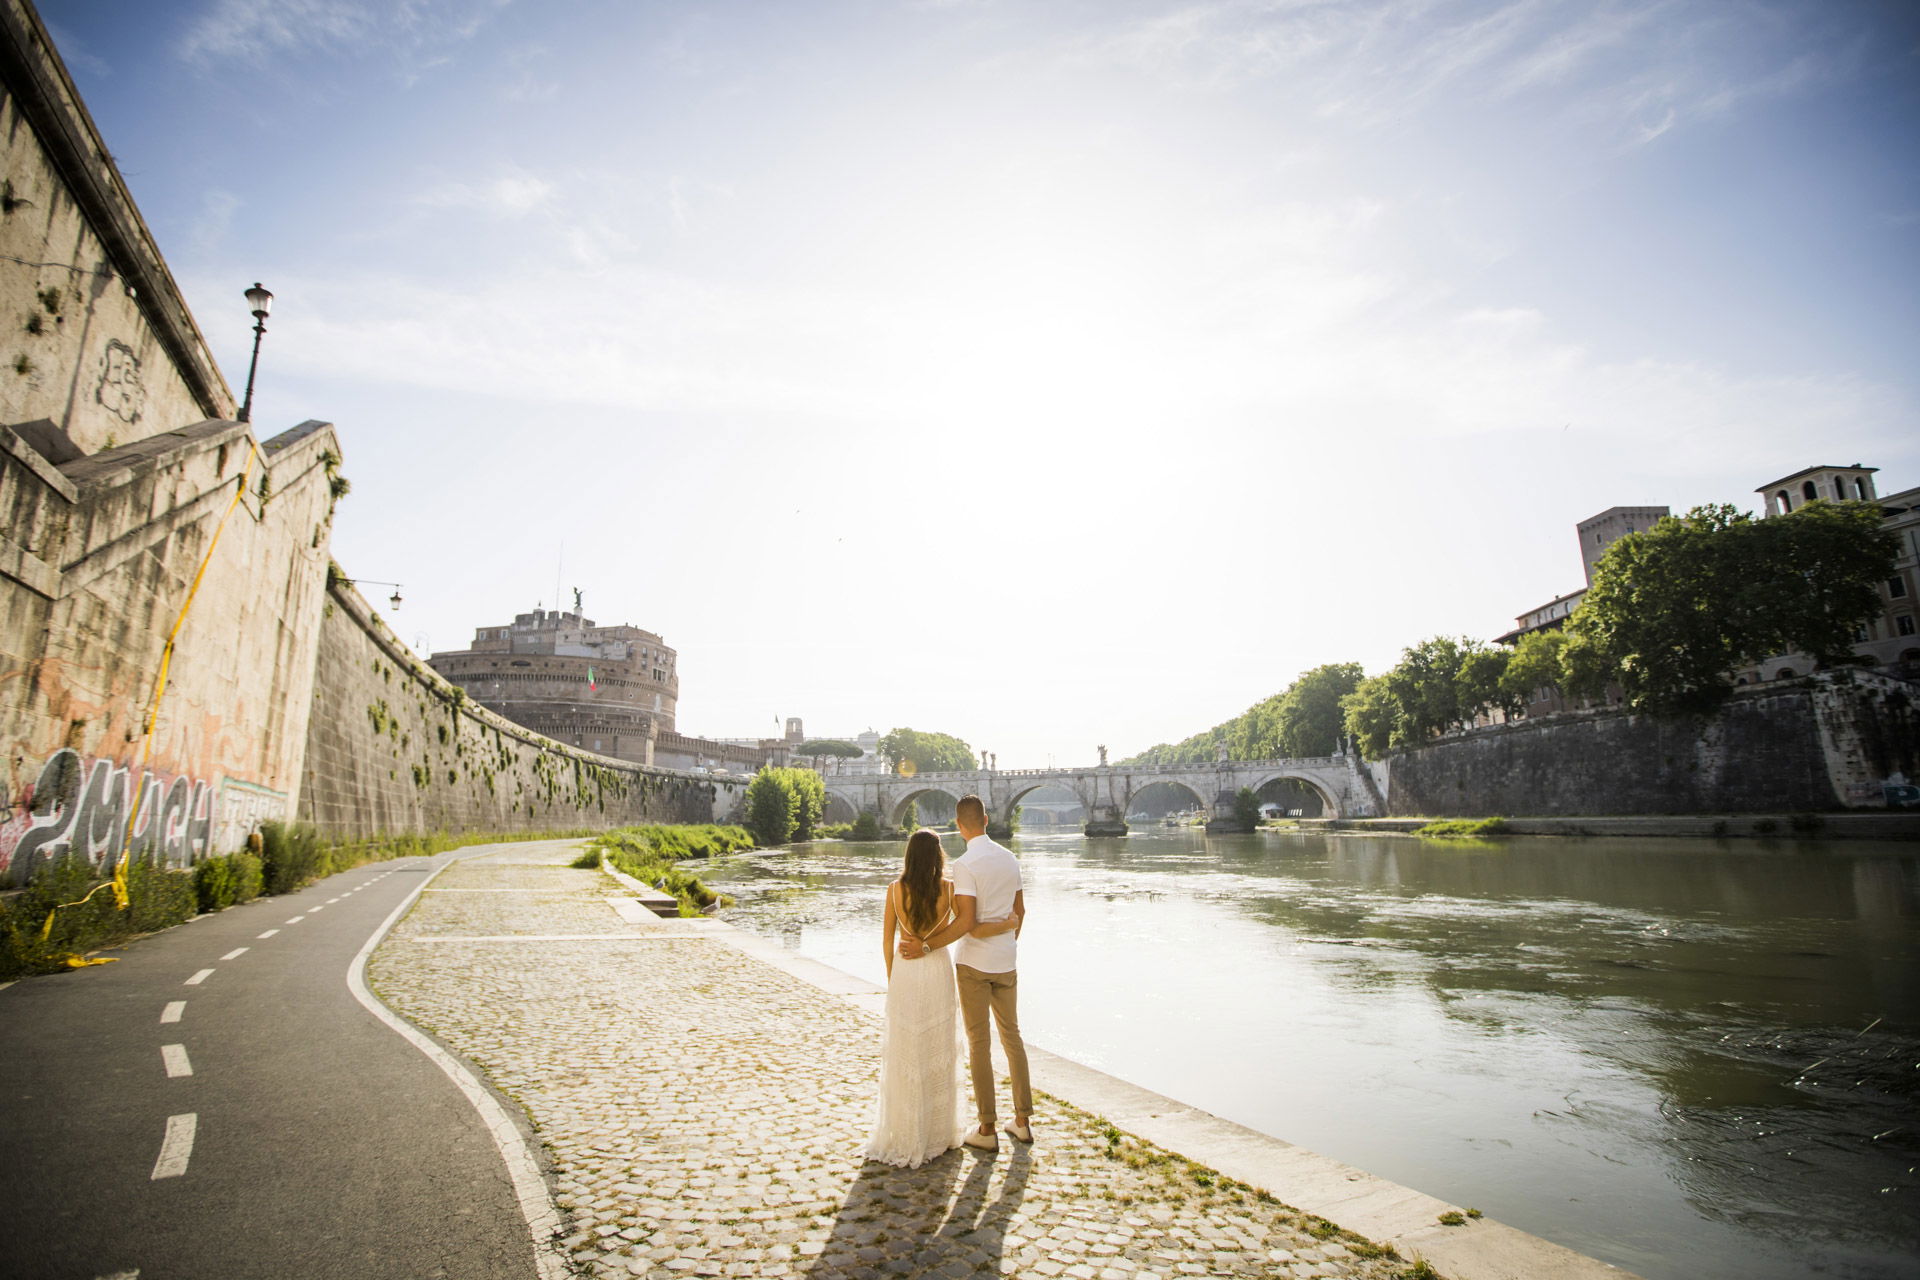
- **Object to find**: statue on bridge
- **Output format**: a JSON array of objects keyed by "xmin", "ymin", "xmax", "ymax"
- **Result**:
[{"xmin": 1097, "ymin": 744, "xmax": 1108, "ymax": 768}]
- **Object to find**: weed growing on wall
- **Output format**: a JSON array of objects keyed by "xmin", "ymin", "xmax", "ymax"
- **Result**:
[{"xmin": 191, "ymin": 852, "xmax": 264, "ymax": 912}]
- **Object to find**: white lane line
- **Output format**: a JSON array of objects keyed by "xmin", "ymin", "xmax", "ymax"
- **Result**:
[
  {"xmin": 0, "ymin": 980, "xmax": 15, "ymax": 993},
  {"xmin": 150, "ymin": 1113, "xmax": 197, "ymax": 1179},
  {"xmin": 286, "ymin": 915, "xmax": 305, "ymax": 924},
  {"xmin": 349, "ymin": 853, "xmax": 571, "ymax": 1280},
  {"xmin": 310, "ymin": 905, "xmax": 326, "ymax": 912},
  {"xmin": 161, "ymin": 1001, "xmax": 185, "ymax": 1023},
  {"xmin": 95, "ymin": 1269, "xmax": 141, "ymax": 1278},
  {"xmin": 220, "ymin": 947, "xmax": 249, "ymax": 960},
  {"xmin": 257, "ymin": 929, "xmax": 279, "ymax": 939},
  {"xmin": 161, "ymin": 1044, "xmax": 193, "ymax": 1078},
  {"xmin": 327, "ymin": 897, "xmax": 341, "ymax": 903},
  {"xmin": 184, "ymin": 969, "xmax": 214, "ymax": 986}
]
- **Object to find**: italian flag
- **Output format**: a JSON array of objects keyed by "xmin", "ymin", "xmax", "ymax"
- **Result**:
[{"xmin": 587, "ymin": 667, "xmax": 597, "ymax": 691}]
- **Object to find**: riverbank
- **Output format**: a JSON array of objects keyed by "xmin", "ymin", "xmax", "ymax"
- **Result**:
[
  {"xmin": 368, "ymin": 842, "xmax": 1638, "ymax": 1280},
  {"xmin": 1296, "ymin": 813, "xmax": 1920, "ymax": 840}
]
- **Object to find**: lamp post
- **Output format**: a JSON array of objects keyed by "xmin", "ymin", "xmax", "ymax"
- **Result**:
[{"xmin": 237, "ymin": 283, "xmax": 273, "ymax": 423}]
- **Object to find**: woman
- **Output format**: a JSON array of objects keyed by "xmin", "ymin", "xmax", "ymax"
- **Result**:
[
  {"xmin": 865, "ymin": 828, "xmax": 1018, "ymax": 1167},
  {"xmin": 866, "ymin": 829, "xmax": 962, "ymax": 1167}
]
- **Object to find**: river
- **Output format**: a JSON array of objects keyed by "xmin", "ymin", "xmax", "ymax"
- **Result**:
[{"xmin": 702, "ymin": 829, "xmax": 1920, "ymax": 1280}]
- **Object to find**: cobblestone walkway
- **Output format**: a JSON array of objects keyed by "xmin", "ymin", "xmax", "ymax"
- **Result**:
[{"xmin": 370, "ymin": 846, "xmax": 1411, "ymax": 1280}]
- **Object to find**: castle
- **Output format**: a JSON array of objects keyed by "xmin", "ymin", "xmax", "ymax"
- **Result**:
[{"xmin": 427, "ymin": 606, "xmax": 787, "ymax": 775}]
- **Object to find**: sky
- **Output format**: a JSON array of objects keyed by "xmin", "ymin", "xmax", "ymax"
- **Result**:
[{"xmin": 41, "ymin": 0, "xmax": 1920, "ymax": 767}]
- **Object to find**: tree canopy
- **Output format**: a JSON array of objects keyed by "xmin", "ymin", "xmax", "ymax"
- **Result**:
[
  {"xmin": 1566, "ymin": 501, "xmax": 1897, "ymax": 712},
  {"xmin": 795, "ymin": 739, "xmax": 863, "ymax": 760},
  {"xmin": 878, "ymin": 728, "xmax": 976, "ymax": 774},
  {"xmin": 744, "ymin": 766, "xmax": 826, "ymax": 846},
  {"xmin": 1120, "ymin": 663, "xmax": 1365, "ymax": 765}
]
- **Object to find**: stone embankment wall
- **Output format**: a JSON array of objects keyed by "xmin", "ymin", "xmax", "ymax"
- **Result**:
[
  {"xmin": 0, "ymin": 417, "xmax": 341, "ymax": 885},
  {"xmin": 298, "ymin": 580, "xmax": 741, "ymax": 840},
  {"xmin": 1383, "ymin": 670, "xmax": 1918, "ymax": 816}
]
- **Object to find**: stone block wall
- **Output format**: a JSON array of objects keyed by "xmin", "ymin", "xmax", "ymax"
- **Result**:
[
  {"xmin": 0, "ymin": 0, "xmax": 234, "ymax": 454},
  {"xmin": 0, "ymin": 418, "xmax": 340, "ymax": 884},
  {"xmin": 298, "ymin": 580, "xmax": 725, "ymax": 840},
  {"xmin": 1383, "ymin": 672, "xmax": 1919, "ymax": 817}
]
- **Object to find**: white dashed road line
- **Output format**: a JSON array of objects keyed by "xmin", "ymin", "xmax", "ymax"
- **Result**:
[
  {"xmin": 286, "ymin": 916, "xmax": 305, "ymax": 924},
  {"xmin": 161, "ymin": 1044, "xmax": 193, "ymax": 1078},
  {"xmin": 220, "ymin": 948, "xmax": 248, "ymax": 961},
  {"xmin": 310, "ymin": 906, "xmax": 325, "ymax": 913},
  {"xmin": 184, "ymin": 970, "xmax": 213, "ymax": 986},
  {"xmin": 257, "ymin": 929, "xmax": 279, "ymax": 939},
  {"xmin": 161, "ymin": 1001, "xmax": 185, "ymax": 1023},
  {"xmin": 150, "ymin": 1113, "xmax": 196, "ymax": 1180}
]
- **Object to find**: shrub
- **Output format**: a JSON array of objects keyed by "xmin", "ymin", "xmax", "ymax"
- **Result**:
[
  {"xmin": 0, "ymin": 854, "xmax": 196, "ymax": 976},
  {"xmin": 191, "ymin": 852, "xmax": 265, "ymax": 913},
  {"xmin": 259, "ymin": 821, "xmax": 327, "ymax": 894},
  {"xmin": 850, "ymin": 811, "xmax": 883, "ymax": 841}
]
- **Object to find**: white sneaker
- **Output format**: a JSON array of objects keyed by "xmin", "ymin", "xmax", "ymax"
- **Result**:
[
  {"xmin": 962, "ymin": 1128, "xmax": 999, "ymax": 1152},
  {"xmin": 1004, "ymin": 1121, "xmax": 1033, "ymax": 1144}
]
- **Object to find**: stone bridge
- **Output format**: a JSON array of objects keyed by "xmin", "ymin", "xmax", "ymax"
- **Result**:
[{"xmin": 823, "ymin": 755, "xmax": 1384, "ymax": 837}]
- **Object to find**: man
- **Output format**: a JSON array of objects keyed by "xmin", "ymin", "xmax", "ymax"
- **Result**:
[{"xmin": 899, "ymin": 794, "xmax": 1030, "ymax": 1152}]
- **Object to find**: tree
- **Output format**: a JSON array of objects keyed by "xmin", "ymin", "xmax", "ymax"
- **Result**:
[
  {"xmin": 1119, "ymin": 662, "xmax": 1365, "ymax": 765},
  {"xmin": 878, "ymin": 728, "xmax": 976, "ymax": 774},
  {"xmin": 1232, "ymin": 787, "xmax": 1261, "ymax": 828},
  {"xmin": 849, "ymin": 811, "xmax": 882, "ymax": 841},
  {"xmin": 796, "ymin": 739, "xmax": 862, "ymax": 762},
  {"xmin": 1498, "ymin": 629, "xmax": 1569, "ymax": 713},
  {"xmin": 1272, "ymin": 663, "xmax": 1366, "ymax": 756},
  {"xmin": 744, "ymin": 769, "xmax": 796, "ymax": 846},
  {"xmin": 1454, "ymin": 643, "xmax": 1515, "ymax": 721},
  {"xmin": 743, "ymin": 766, "xmax": 827, "ymax": 846},
  {"xmin": 1569, "ymin": 501, "xmax": 1897, "ymax": 713},
  {"xmin": 898, "ymin": 799, "xmax": 919, "ymax": 831},
  {"xmin": 1341, "ymin": 675, "xmax": 1403, "ymax": 760}
]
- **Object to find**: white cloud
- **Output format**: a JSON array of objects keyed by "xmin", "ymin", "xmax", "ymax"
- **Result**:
[
  {"xmin": 176, "ymin": 0, "xmax": 508, "ymax": 71},
  {"xmin": 414, "ymin": 173, "xmax": 554, "ymax": 217}
]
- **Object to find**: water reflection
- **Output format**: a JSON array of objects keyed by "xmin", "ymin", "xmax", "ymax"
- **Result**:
[{"xmin": 705, "ymin": 831, "xmax": 1920, "ymax": 1280}]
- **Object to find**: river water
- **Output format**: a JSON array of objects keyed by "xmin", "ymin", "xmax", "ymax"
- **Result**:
[{"xmin": 702, "ymin": 829, "xmax": 1920, "ymax": 1280}]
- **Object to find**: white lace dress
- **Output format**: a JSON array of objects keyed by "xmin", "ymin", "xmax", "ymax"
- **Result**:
[{"xmin": 865, "ymin": 886, "xmax": 963, "ymax": 1167}]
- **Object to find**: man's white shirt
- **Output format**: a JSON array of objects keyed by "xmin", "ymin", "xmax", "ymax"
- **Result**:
[{"xmin": 950, "ymin": 834, "xmax": 1022, "ymax": 973}]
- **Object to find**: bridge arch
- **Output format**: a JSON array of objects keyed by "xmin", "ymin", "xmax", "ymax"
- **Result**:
[
  {"xmin": 1003, "ymin": 779, "xmax": 1093, "ymax": 821},
  {"xmin": 1248, "ymin": 772, "xmax": 1340, "ymax": 818},
  {"xmin": 891, "ymin": 787, "xmax": 962, "ymax": 828},
  {"xmin": 821, "ymin": 790, "xmax": 861, "ymax": 824},
  {"xmin": 1124, "ymin": 778, "xmax": 1211, "ymax": 819}
]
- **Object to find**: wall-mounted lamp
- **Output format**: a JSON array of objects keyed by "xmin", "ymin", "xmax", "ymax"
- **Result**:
[
  {"xmin": 339, "ymin": 577, "xmax": 404, "ymax": 611},
  {"xmin": 237, "ymin": 282, "xmax": 273, "ymax": 424}
]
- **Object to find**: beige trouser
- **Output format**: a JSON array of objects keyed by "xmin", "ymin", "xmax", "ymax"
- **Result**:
[{"xmin": 956, "ymin": 963, "xmax": 1032, "ymax": 1128}]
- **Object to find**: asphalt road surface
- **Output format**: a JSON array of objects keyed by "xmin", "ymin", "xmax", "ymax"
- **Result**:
[{"xmin": 0, "ymin": 847, "xmax": 542, "ymax": 1280}]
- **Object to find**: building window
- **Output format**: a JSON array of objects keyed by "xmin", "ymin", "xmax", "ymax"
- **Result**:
[
  {"xmin": 1899, "ymin": 615, "xmax": 1917, "ymax": 637},
  {"xmin": 1891, "ymin": 577, "xmax": 1908, "ymax": 599},
  {"xmin": 1802, "ymin": 480, "xmax": 1818, "ymax": 502},
  {"xmin": 1776, "ymin": 489, "xmax": 1792, "ymax": 512},
  {"xmin": 1834, "ymin": 477, "xmax": 1845, "ymax": 500},
  {"xmin": 1856, "ymin": 478, "xmax": 1869, "ymax": 499}
]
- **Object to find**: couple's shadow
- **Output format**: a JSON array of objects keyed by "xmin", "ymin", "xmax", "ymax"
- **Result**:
[{"xmin": 805, "ymin": 1141, "xmax": 1032, "ymax": 1277}]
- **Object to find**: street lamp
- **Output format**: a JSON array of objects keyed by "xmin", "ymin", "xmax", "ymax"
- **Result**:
[
  {"xmin": 338, "ymin": 577, "xmax": 404, "ymax": 611},
  {"xmin": 237, "ymin": 283, "xmax": 273, "ymax": 423}
]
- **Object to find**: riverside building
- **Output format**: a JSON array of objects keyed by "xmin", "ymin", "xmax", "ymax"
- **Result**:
[{"xmin": 428, "ymin": 606, "xmax": 787, "ymax": 774}]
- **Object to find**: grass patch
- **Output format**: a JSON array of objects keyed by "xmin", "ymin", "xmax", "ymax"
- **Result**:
[
  {"xmin": 585, "ymin": 824, "xmax": 752, "ymax": 914},
  {"xmin": 1413, "ymin": 817, "xmax": 1512, "ymax": 838}
]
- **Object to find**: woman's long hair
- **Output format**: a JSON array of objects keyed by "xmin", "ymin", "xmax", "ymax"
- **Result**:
[{"xmin": 898, "ymin": 829, "xmax": 945, "ymax": 937}]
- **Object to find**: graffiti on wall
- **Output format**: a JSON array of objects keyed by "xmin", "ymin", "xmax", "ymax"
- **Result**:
[{"xmin": 0, "ymin": 749, "xmax": 288, "ymax": 887}]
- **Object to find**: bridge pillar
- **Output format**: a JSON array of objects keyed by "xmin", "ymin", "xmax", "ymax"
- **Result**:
[{"xmin": 1084, "ymin": 804, "xmax": 1128, "ymax": 837}]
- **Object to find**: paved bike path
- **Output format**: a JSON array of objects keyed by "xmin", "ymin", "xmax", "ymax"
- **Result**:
[{"xmin": 0, "ymin": 845, "xmax": 547, "ymax": 1280}]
